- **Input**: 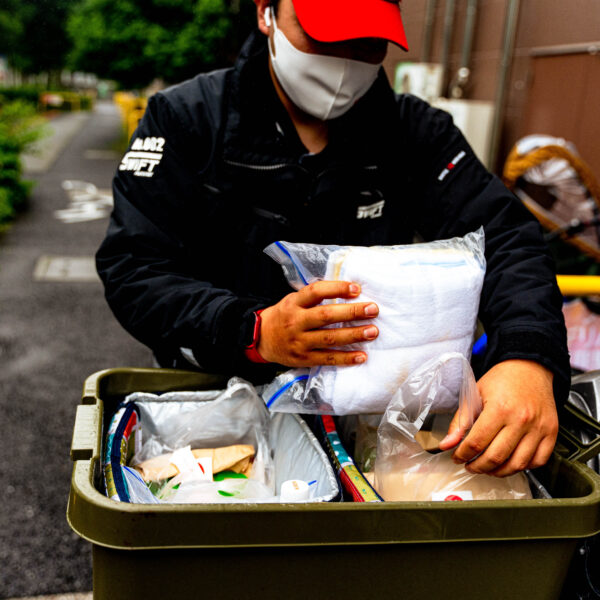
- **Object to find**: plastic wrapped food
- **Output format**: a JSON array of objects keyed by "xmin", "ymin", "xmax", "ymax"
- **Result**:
[
  {"xmin": 263, "ymin": 229, "xmax": 486, "ymax": 415},
  {"xmin": 373, "ymin": 353, "xmax": 532, "ymax": 502}
]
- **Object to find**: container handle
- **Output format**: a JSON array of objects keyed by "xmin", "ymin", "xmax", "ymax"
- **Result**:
[
  {"xmin": 558, "ymin": 402, "xmax": 600, "ymax": 464},
  {"xmin": 71, "ymin": 404, "xmax": 101, "ymax": 462},
  {"xmin": 81, "ymin": 369, "xmax": 111, "ymax": 404}
]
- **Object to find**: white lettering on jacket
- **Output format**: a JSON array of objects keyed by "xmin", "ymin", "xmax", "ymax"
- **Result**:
[
  {"xmin": 357, "ymin": 199, "xmax": 385, "ymax": 219},
  {"xmin": 119, "ymin": 136, "xmax": 165, "ymax": 177}
]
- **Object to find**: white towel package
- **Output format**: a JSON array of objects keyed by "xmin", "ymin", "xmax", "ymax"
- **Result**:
[{"xmin": 263, "ymin": 229, "xmax": 486, "ymax": 415}]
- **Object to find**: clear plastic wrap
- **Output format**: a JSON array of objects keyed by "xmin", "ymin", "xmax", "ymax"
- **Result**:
[
  {"xmin": 353, "ymin": 415, "xmax": 382, "ymax": 472},
  {"xmin": 263, "ymin": 229, "xmax": 486, "ymax": 415},
  {"xmin": 373, "ymin": 353, "xmax": 532, "ymax": 502}
]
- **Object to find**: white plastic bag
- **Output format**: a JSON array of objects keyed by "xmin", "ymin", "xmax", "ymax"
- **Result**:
[
  {"xmin": 114, "ymin": 378, "xmax": 340, "ymax": 504},
  {"xmin": 373, "ymin": 353, "xmax": 532, "ymax": 502},
  {"xmin": 129, "ymin": 378, "xmax": 275, "ymax": 501},
  {"xmin": 263, "ymin": 229, "xmax": 486, "ymax": 415}
]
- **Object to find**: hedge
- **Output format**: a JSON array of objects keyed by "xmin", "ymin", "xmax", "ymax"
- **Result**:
[
  {"xmin": 0, "ymin": 99, "xmax": 46, "ymax": 229},
  {"xmin": 0, "ymin": 86, "xmax": 95, "ymax": 112}
]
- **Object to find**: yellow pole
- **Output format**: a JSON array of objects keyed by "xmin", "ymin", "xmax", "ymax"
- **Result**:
[
  {"xmin": 128, "ymin": 107, "xmax": 146, "ymax": 140},
  {"xmin": 557, "ymin": 275, "xmax": 600, "ymax": 297}
]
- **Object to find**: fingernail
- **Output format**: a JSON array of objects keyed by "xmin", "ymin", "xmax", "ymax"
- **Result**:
[
  {"xmin": 349, "ymin": 283, "xmax": 360, "ymax": 295},
  {"xmin": 364, "ymin": 303, "xmax": 378, "ymax": 316},
  {"xmin": 363, "ymin": 326, "xmax": 378, "ymax": 340},
  {"xmin": 354, "ymin": 355, "xmax": 366, "ymax": 364}
]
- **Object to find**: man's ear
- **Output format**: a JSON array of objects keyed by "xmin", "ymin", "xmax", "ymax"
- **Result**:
[{"xmin": 255, "ymin": 0, "xmax": 271, "ymax": 36}]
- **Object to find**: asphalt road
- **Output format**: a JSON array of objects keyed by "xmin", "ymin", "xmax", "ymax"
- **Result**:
[{"xmin": 0, "ymin": 102, "xmax": 149, "ymax": 598}]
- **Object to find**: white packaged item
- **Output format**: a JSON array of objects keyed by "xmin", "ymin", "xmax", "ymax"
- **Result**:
[
  {"xmin": 280, "ymin": 479, "xmax": 310, "ymax": 502},
  {"xmin": 263, "ymin": 229, "xmax": 486, "ymax": 415}
]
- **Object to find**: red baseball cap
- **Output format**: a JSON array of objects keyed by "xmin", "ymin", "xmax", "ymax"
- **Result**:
[{"xmin": 291, "ymin": 0, "xmax": 408, "ymax": 51}]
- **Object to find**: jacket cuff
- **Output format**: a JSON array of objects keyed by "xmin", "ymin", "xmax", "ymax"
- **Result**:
[
  {"xmin": 191, "ymin": 296, "xmax": 271, "ymax": 377},
  {"xmin": 483, "ymin": 329, "xmax": 571, "ymax": 404}
]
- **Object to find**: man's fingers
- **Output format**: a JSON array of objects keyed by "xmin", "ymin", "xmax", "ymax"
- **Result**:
[
  {"xmin": 305, "ymin": 324, "xmax": 379, "ymax": 348},
  {"xmin": 526, "ymin": 434, "xmax": 556, "ymax": 470},
  {"xmin": 440, "ymin": 360, "xmax": 558, "ymax": 477},
  {"xmin": 258, "ymin": 282, "xmax": 379, "ymax": 367},
  {"xmin": 295, "ymin": 281, "xmax": 361, "ymax": 308},
  {"xmin": 485, "ymin": 433, "xmax": 542, "ymax": 477},
  {"xmin": 302, "ymin": 349, "xmax": 368, "ymax": 367},
  {"xmin": 303, "ymin": 301, "xmax": 379, "ymax": 329},
  {"xmin": 452, "ymin": 412, "xmax": 504, "ymax": 465},
  {"xmin": 463, "ymin": 427, "xmax": 522, "ymax": 474}
]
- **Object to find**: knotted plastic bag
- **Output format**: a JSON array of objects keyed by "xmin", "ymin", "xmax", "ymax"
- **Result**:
[
  {"xmin": 373, "ymin": 353, "xmax": 532, "ymax": 501},
  {"xmin": 263, "ymin": 229, "xmax": 486, "ymax": 415},
  {"xmin": 126, "ymin": 378, "xmax": 276, "ymax": 503},
  {"xmin": 106, "ymin": 377, "xmax": 341, "ymax": 504}
]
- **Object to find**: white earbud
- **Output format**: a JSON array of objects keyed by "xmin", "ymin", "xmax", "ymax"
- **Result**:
[{"xmin": 264, "ymin": 6, "xmax": 272, "ymax": 27}]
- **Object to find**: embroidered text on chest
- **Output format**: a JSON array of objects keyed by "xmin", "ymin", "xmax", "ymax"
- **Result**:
[{"xmin": 357, "ymin": 199, "xmax": 385, "ymax": 219}]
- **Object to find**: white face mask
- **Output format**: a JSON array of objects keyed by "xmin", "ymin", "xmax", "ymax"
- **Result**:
[{"xmin": 266, "ymin": 7, "xmax": 382, "ymax": 121}]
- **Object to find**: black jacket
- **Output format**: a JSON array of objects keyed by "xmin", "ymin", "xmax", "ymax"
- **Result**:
[{"xmin": 97, "ymin": 31, "xmax": 570, "ymax": 398}]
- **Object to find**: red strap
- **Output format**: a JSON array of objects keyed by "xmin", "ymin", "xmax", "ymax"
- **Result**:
[
  {"xmin": 321, "ymin": 414, "xmax": 337, "ymax": 434},
  {"xmin": 244, "ymin": 309, "xmax": 269, "ymax": 364}
]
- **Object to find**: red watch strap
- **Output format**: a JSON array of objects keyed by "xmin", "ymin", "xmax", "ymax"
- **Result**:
[{"xmin": 244, "ymin": 309, "xmax": 269, "ymax": 364}]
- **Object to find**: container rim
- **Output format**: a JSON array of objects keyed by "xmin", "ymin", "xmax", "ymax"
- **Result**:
[{"xmin": 67, "ymin": 368, "xmax": 600, "ymax": 550}]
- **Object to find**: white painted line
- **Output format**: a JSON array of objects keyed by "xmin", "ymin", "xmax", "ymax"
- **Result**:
[
  {"xmin": 33, "ymin": 256, "xmax": 100, "ymax": 282},
  {"xmin": 56, "ymin": 180, "xmax": 113, "ymax": 223}
]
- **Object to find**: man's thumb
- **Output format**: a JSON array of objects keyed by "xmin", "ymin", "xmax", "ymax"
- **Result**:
[{"xmin": 438, "ymin": 411, "xmax": 464, "ymax": 451}]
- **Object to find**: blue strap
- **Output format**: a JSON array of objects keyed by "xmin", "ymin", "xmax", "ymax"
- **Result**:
[
  {"xmin": 110, "ymin": 403, "xmax": 140, "ymax": 502},
  {"xmin": 472, "ymin": 333, "xmax": 488, "ymax": 356}
]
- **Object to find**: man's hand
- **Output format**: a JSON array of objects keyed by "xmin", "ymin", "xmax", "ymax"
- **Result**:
[
  {"xmin": 257, "ymin": 281, "xmax": 379, "ymax": 366},
  {"xmin": 439, "ymin": 359, "xmax": 558, "ymax": 477}
]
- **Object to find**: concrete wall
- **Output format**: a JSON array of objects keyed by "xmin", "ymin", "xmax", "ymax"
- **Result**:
[{"xmin": 384, "ymin": 0, "xmax": 600, "ymax": 174}]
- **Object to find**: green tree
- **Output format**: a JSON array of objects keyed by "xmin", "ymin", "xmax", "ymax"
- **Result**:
[
  {"xmin": 68, "ymin": 0, "xmax": 254, "ymax": 89},
  {"xmin": 0, "ymin": 0, "xmax": 23, "ymax": 57},
  {"xmin": 2, "ymin": 0, "xmax": 77, "ymax": 81}
]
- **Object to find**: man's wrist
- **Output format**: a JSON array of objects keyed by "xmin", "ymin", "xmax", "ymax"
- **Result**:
[
  {"xmin": 244, "ymin": 309, "xmax": 269, "ymax": 363},
  {"xmin": 483, "ymin": 328, "xmax": 570, "ymax": 403}
]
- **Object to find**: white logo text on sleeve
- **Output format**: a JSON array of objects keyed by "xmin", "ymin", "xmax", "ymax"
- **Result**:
[{"xmin": 119, "ymin": 136, "xmax": 165, "ymax": 177}]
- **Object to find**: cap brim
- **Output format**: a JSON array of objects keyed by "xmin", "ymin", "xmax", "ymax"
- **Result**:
[{"xmin": 292, "ymin": 0, "xmax": 408, "ymax": 51}]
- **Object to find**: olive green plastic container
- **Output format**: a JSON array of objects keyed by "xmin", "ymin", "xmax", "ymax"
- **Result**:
[{"xmin": 68, "ymin": 368, "xmax": 600, "ymax": 600}]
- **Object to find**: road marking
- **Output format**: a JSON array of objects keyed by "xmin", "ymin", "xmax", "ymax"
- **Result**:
[
  {"xmin": 33, "ymin": 256, "xmax": 99, "ymax": 282},
  {"xmin": 55, "ymin": 180, "xmax": 113, "ymax": 224},
  {"xmin": 5, "ymin": 594, "xmax": 92, "ymax": 600}
]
